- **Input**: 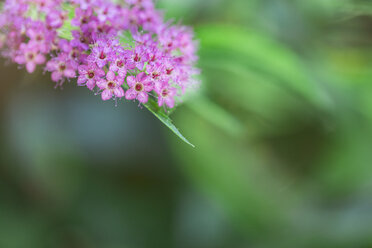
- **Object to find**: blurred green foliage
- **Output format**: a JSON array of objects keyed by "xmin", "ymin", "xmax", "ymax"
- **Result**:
[{"xmin": 167, "ymin": 0, "xmax": 372, "ymax": 247}]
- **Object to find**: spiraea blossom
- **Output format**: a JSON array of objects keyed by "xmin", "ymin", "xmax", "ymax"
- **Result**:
[{"xmin": 0, "ymin": 0, "xmax": 200, "ymax": 106}]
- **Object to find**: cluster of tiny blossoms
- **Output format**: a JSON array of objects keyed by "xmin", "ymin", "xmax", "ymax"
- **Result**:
[{"xmin": 0, "ymin": 0, "xmax": 199, "ymax": 108}]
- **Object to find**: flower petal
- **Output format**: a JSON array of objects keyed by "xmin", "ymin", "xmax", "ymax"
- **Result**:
[
  {"xmin": 51, "ymin": 71, "xmax": 62, "ymax": 82},
  {"xmin": 144, "ymin": 82, "xmax": 154, "ymax": 92},
  {"xmin": 158, "ymin": 97, "xmax": 164, "ymax": 107},
  {"xmin": 101, "ymin": 89, "xmax": 112, "ymax": 101},
  {"xmin": 118, "ymin": 68, "xmax": 127, "ymax": 78},
  {"xmin": 97, "ymin": 59, "xmax": 106, "ymax": 68},
  {"xmin": 114, "ymin": 87, "xmax": 125, "ymax": 98},
  {"xmin": 106, "ymin": 70, "xmax": 115, "ymax": 81},
  {"xmin": 137, "ymin": 91, "xmax": 148, "ymax": 103},
  {"xmin": 109, "ymin": 63, "xmax": 117, "ymax": 72},
  {"xmin": 64, "ymin": 69, "xmax": 76, "ymax": 78},
  {"xmin": 115, "ymin": 77, "xmax": 124, "ymax": 86},
  {"xmin": 126, "ymin": 76, "xmax": 136, "ymax": 87},
  {"xmin": 126, "ymin": 61, "xmax": 136, "ymax": 70},
  {"xmin": 97, "ymin": 79, "xmax": 107, "ymax": 89},
  {"xmin": 35, "ymin": 54, "xmax": 45, "ymax": 64},
  {"xmin": 96, "ymin": 68, "xmax": 105, "ymax": 77},
  {"xmin": 77, "ymin": 75, "xmax": 87, "ymax": 85},
  {"xmin": 136, "ymin": 61, "xmax": 145, "ymax": 70},
  {"xmin": 78, "ymin": 65, "xmax": 88, "ymax": 74},
  {"xmin": 165, "ymin": 97, "xmax": 175, "ymax": 108},
  {"xmin": 86, "ymin": 79, "xmax": 96, "ymax": 90},
  {"xmin": 137, "ymin": 72, "xmax": 147, "ymax": 82},
  {"xmin": 125, "ymin": 88, "xmax": 137, "ymax": 100},
  {"xmin": 26, "ymin": 62, "xmax": 36, "ymax": 73},
  {"xmin": 14, "ymin": 55, "xmax": 26, "ymax": 64}
]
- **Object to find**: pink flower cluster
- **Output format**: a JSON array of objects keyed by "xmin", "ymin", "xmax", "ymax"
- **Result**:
[{"xmin": 0, "ymin": 0, "xmax": 199, "ymax": 108}]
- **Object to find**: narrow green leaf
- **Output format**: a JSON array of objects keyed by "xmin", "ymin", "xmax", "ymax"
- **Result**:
[
  {"xmin": 143, "ymin": 99, "xmax": 195, "ymax": 148},
  {"xmin": 196, "ymin": 24, "xmax": 333, "ymax": 110}
]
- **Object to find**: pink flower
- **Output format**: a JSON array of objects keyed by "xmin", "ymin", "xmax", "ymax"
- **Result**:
[
  {"xmin": 109, "ymin": 52, "xmax": 129, "ymax": 78},
  {"xmin": 155, "ymin": 81, "xmax": 176, "ymax": 108},
  {"xmin": 146, "ymin": 62, "xmax": 165, "ymax": 82},
  {"xmin": 88, "ymin": 38, "xmax": 116, "ymax": 68},
  {"xmin": 26, "ymin": 22, "xmax": 53, "ymax": 53},
  {"xmin": 125, "ymin": 72, "xmax": 153, "ymax": 103},
  {"xmin": 46, "ymin": 9, "xmax": 68, "ymax": 29},
  {"xmin": 14, "ymin": 43, "xmax": 45, "ymax": 73},
  {"xmin": 71, "ymin": 7, "xmax": 95, "ymax": 28},
  {"xmin": 97, "ymin": 70, "xmax": 125, "ymax": 101},
  {"xmin": 59, "ymin": 40, "xmax": 87, "ymax": 64},
  {"xmin": 78, "ymin": 63, "xmax": 105, "ymax": 90},
  {"xmin": 46, "ymin": 54, "xmax": 76, "ymax": 83},
  {"xmin": 127, "ymin": 45, "xmax": 150, "ymax": 70},
  {"xmin": 71, "ymin": 28, "xmax": 92, "ymax": 51}
]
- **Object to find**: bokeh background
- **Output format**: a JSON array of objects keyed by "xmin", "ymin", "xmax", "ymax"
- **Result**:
[{"xmin": 2, "ymin": 0, "xmax": 372, "ymax": 247}]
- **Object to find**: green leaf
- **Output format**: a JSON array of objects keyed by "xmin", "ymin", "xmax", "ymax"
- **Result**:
[
  {"xmin": 196, "ymin": 24, "xmax": 333, "ymax": 110},
  {"xmin": 187, "ymin": 96, "xmax": 246, "ymax": 138},
  {"xmin": 118, "ymin": 31, "xmax": 136, "ymax": 47},
  {"xmin": 57, "ymin": 19, "xmax": 75, "ymax": 41},
  {"xmin": 143, "ymin": 99, "xmax": 195, "ymax": 148},
  {"xmin": 57, "ymin": 4, "xmax": 76, "ymax": 41},
  {"xmin": 26, "ymin": 4, "xmax": 46, "ymax": 20}
]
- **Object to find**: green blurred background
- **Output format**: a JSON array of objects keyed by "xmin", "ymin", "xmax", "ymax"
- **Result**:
[{"xmin": 2, "ymin": 0, "xmax": 372, "ymax": 247}]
